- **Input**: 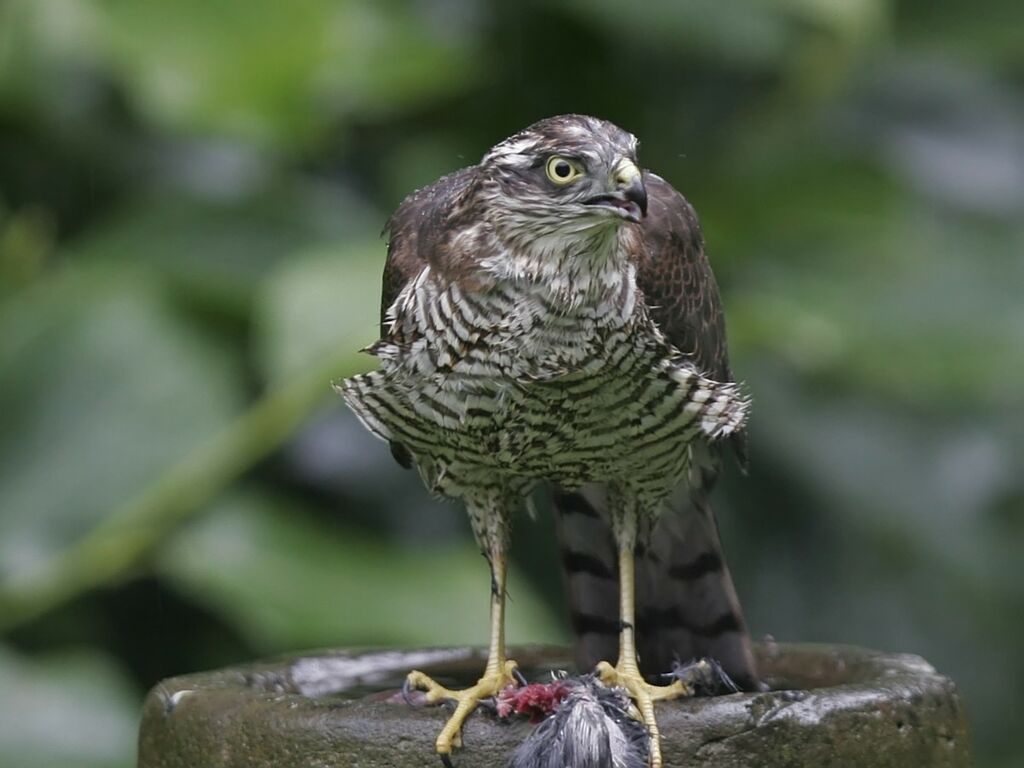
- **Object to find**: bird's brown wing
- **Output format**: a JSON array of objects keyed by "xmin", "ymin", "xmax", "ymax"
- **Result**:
[
  {"xmin": 375, "ymin": 165, "xmax": 481, "ymax": 467},
  {"xmin": 634, "ymin": 173, "xmax": 732, "ymax": 381},
  {"xmin": 634, "ymin": 172, "xmax": 747, "ymax": 465},
  {"xmin": 378, "ymin": 165, "xmax": 481, "ymax": 337},
  {"xmin": 557, "ymin": 173, "xmax": 758, "ymax": 689}
]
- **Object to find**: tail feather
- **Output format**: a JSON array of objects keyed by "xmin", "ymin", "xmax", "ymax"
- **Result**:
[
  {"xmin": 554, "ymin": 482, "xmax": 758, "ymax": 690},
  {"xmin": 554, "ymin": 486, "xmax": 620, "ymax": 674},
  {"xmin": 634, "ymin": 492, "xmax": 757, "ymax": 689}
]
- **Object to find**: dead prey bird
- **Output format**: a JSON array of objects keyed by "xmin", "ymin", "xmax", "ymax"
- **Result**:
[{"xmin": 503, "ymin": 662, "xmax": 737, "ymax": 768}]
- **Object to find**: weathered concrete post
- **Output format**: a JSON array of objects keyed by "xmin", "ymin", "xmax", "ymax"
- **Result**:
[{"xmin": 138, "ymin": 643, "xmax": 970, "ymax": 767}]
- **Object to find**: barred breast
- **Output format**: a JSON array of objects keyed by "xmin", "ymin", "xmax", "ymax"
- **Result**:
[{"xmin": 339, "ymin": 263, "xmax": 747, "ymax": 508}]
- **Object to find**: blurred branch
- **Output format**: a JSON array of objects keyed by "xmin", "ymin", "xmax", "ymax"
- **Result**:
[{"xmin": 0, "ymin": 352, "xmax": 357, "ymax": 634}]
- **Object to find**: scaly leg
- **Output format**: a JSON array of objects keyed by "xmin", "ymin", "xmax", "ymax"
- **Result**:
[
  {"xmin": 597, "ymin": 509, "xmax": 692, "ymax": 768},
  {"xmin": 406, "ymin": 519, "xmax": 518, "ymax": 764}
]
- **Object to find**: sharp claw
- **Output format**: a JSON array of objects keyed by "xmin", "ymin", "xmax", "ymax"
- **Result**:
[
  {"xmin": 719, "ymin": 669, "xmax": 740, "ymax": 693},
  {"xmin": 477, "ymin": 698, "xmax": 497, "ymax": 714},
  {"xmin": 440, "ymin": 753, "xmax": 455, "ymax": 768},
  {"xmin": 512, "ymin": 667, "xmax": 528, "ymax": 687},
  {"xmin": 401, "ymin": 676, "xmax": 417, "ymax": 707}
]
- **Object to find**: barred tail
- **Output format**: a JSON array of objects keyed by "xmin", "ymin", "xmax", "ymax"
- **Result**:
[
  {"xmin": 554, "ymin": 486, "xmax": 621, "ymax": 674},
  {"xmin": 634, "ymin": 490, "xmax": 757, "ymax": 689},
  {"xmin": 554, "ymin": 481, "xmax": 758, "ymax": 689}
]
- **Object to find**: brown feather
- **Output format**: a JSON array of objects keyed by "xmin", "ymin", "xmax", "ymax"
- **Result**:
[
  {"xmin": 375, "ymin": 166, "xmax": 482, "ymax": 465},
  {"xmin": 633, "ymin": 172, "xmax": 748, "ymax": 469},
  {"xmin": 379, "ymin": 166, "xmax": 482, "ymax": 336}
]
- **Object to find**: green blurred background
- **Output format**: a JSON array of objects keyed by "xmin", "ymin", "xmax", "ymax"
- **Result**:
[{"xmin": 1, "ymin": 1, "xmax": 1021, "ymax": 766}]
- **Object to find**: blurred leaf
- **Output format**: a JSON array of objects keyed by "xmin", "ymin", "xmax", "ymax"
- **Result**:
[
  {"xmin": 566, "ymin": 0, "xmax": 885, "ymax": 68},
  {"xmin": 748, "ymin": 371, "xmax": 1021, "ymax": 575},
  {"xmin": 255, "ymin": 243, "xmax": 383, "ymax": 384},
  {"xmin": 68, "ymin": 184, "xmax": 375, "ymax": 319},
  {"xmin": 157, "ymin": 493, "xmax": 565, "ymax": 650},
  {"xmin": 0, "ymin": 264, "xmax": 241, "ymax": 587},
  {"xmin": 698, "ymin": 115, "xmax": 1024, "ymax": 408},
  {"xmin": 0, "ymin": 2, "xmax": 99, "ymax": 111},
  {"xmin": 729, "ymin": 213, "xmax": 1024, "ymax": 407},
  {"xmin": 0, "ymin": 206, "xmax": 55, "ymax": 295},
  {"xmin": 84, "ymin": 0, "xmax": 481, "ymax": 147},
  {"xmin": 897, "ymin": 0, "xmax": 1024, "ymax": 69},
  {"xmin": 0, "ymin": 645, "xmax": 137, "ymax": 768}
]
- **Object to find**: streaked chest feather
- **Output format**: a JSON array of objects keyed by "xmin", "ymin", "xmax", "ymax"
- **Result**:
[{"xmin": 342, "ymin": 244, "xmax": 747, "ymax": 498}]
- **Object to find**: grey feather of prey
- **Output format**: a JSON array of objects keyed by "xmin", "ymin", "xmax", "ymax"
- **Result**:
[{"xmin": 509, "ymin": 678, "xmax": 649, "ymax": 768}]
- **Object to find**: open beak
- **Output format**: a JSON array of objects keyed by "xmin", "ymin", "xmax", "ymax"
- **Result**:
[{"xmin": 583, "ymin": 159, "xmax": 648, "ymax": 223}]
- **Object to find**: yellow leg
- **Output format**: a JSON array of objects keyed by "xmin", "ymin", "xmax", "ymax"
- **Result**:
[
  {"xmin": 597, "ymin": 516, "xmax": 692, "ymax": 768},
  {"xmin": 406, "ymin": 550, "xmax": 518, "ymax": 763}
]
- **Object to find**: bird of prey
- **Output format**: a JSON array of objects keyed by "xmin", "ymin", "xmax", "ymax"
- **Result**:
[{"xmin": 339, "ymin": 114, "xmax": 756, "ymax": 767}]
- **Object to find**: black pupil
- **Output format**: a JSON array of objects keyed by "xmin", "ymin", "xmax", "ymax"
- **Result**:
[{"xmin": 554, "ymin": 161, "xmax": 572, "ymax": 178}]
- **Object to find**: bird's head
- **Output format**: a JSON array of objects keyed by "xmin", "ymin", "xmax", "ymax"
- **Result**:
[{"xmin": 479, "ymin": 115, "xmax": 648, "ymax": 240}]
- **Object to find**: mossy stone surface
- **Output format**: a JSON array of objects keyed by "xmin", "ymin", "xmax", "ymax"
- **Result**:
[{"xmin": 138, "ymin": 643, "xmax": 971, "ymax": 767}]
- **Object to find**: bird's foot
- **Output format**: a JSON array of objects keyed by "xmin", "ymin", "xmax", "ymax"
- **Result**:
[
  {"xmin": 596, "ymin": 660, "xmax": 692, "ymax": 768},
  {"xmin": 405, "ymin": 659, "xmax": 521, "ymax": 764}
]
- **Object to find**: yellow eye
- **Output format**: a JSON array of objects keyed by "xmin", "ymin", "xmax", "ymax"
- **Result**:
[{"xmin": 545, "ymin": 156, "xmax": 583, "ymax": 185}]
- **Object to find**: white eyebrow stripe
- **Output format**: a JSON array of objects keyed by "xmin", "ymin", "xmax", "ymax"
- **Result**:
[{"xmin": 483, "ymin": 137, "xmax": 535, "ymax": 162}]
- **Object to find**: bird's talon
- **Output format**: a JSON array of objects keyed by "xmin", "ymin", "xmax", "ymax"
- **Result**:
[
  {"xmin": 440, "ymin": 754, "xmax": 455, "ymax": 768},
  {"xmin": 407, "ymin": 662, "xmax": 519, "ymax": 763},
  {"xmin": 597, "ymin": 660, "xmax": 693, "ymax": 768},
  {"xmin": 406, "ymin": 669, "xmax": 457, "ymax": 706}
]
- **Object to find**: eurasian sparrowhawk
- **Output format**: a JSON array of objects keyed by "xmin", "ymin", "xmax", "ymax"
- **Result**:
[{"xmin": 339, "ymin": 114, "xmax": 756, "ymax": 767}]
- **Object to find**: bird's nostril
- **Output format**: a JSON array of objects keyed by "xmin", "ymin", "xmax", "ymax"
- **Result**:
[{"xmin": 614, "ymin": 160, "xmax": 642, "ymax": 188}]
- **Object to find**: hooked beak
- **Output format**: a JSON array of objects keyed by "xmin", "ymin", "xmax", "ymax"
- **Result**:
[{"xmin": 583, "ymin": 158, "xmax": 648, "ymax": 223}]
